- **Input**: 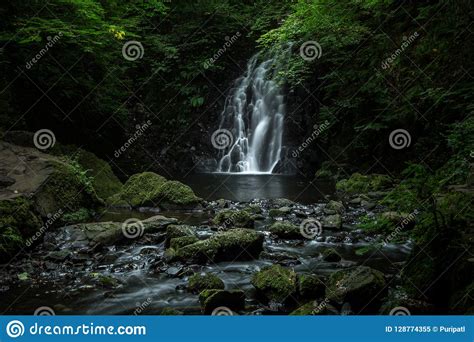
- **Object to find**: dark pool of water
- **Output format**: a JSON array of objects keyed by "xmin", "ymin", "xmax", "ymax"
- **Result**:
[{"xmin": 178, "ymin": 174, "xmax": 334, "ymax": 203}]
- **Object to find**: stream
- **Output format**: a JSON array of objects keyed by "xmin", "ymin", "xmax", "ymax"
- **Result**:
[{"xmin": 0, "ymin": 175, "xmax": 411, "ymax": 315}]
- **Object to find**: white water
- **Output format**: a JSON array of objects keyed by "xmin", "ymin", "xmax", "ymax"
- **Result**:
[{"xmin": 216, "ymin": 48, "xmax": 291, "ymax": 173}]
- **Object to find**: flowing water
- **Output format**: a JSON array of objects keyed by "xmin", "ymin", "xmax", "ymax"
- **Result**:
[{"xmin": 217, "ymin": 48, "xmax": 291, "ymax": 173}]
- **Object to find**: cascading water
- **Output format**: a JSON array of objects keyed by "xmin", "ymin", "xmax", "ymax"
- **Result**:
[{"xmin": 216, "ymin": 47, "xmax": 291, "ymax": 173}]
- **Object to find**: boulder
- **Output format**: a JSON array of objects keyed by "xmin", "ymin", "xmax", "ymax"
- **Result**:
[
  {"xmin": 326, "ymin": 200, "xmax": 345, "ymax": 214},
  {"xmin": 212, "ymin": 209, "xmax": 254, "ymax": 228},
  {"xmin": 187, "ymin": 273, "xmax": 225, "ymax": 294},
  {"xmin": 326, "ymin": 266, "xmax": 386, "ymax": 312},
  {"xmin": 298, "ymin": 274, "xmax": 326, "ymax": 299},
  {"xmin": 321, "ymin": 248, "xmax": 342, "ymax": 262},
  {"xmin": 165, "ymin": 224, "xmax": 196, "ymax": 247},
  {"xmin": 268, "ymin": 221, "xmax": 301, "ymax": 239},
  {"xmin": 251, "ymin": 265, "xmax": 297, "ymax": 303},
  {"xmin": 199, "ymin": 289, "xmax": 245, "ymax": 314},
  {"xmin": 173, "ymin": 228, "xmax": 263, "ymax": 263},
  {"xmin": 322, "ymin": 214, "xmax": 342, "ymax": 229}
]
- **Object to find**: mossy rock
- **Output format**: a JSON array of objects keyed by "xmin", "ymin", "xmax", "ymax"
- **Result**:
[
  {"xmin": 213, "ymin": 209, "xmax": 254, "ymax": 228},
  {"xmin": 112, "ymin": 172, "xmax": 201, "ymax": 209},
  {"xmin": 33, "ymin": 162, "xmax": 102, "ymax": 218},
  {"xmin": 322, "ymin": 214, "xmax": 342, "ymax": 229},
  {"xmin": 169, "ymin": 236, "xmax": 199, "ymax": 250},
  {"xmin": 149, "ymin": 180, "xmax": 202, "ymax": 209},
  {"xmin": 268, "ymin": 221, "xmax": 301, "ymax": 239},
  {"xmin": 198, "ymin": 289, "xmax": 245, "ymax": 315},
  {"xmin": 61, "ymin": 208, "xmax": 93, "ymax": 224},
  {"xmin": 269, "ymin": 208, "xmax": 291, "ymax": 217},
  {"xmin": 326, "ymin": 200, "xmax": 345, "ymax": 214},
  {"xmin": 326, "ymin": 266, "xmax": 386, "ymax": 312},
  {"xmin": 173, "ymin": 228, "xmax": 263, "ymax": 263},
  {"xmin": 251, "ymin": 265, "xmax": 297, "ymax": 303},
  {"xmin": 321, "ymin": 248, "xmax": 342, "ymax": 262},
  {"xmin": 0, "ymin": 197, "xmax": 42, "ymax": 261},
  {"xmin": 75, "ymin": 150, "xmax": 122, "ymax": 200},
  {"xmin": 298, "ymin": 274, "xmax": 326, "ymax": 299},
  {"xmin": 117, "ymin": 172, "xmax": 167, "ymax": 207},
  {"xmin": 188, "ymin": 273, "xmax": 225, "ymax": 294},
  {"xmin": 165, "ymin": 224, "xmax": 196, "ymax": 248},
  {"xmin": 336, "ymin": 173, "xmax": 392, "ymax": 194}
]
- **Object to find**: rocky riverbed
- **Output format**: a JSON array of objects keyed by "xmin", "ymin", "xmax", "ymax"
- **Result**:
[{"xmin": 0, "ymin": 197, "xmax": 414, "ymax": 315}]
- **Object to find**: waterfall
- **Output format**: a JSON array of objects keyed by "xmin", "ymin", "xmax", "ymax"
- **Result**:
[{"xmin": 216, "ymin": 47, "xmax": 291, "ymax": 173}]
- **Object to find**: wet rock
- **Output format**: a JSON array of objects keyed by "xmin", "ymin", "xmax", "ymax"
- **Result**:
[
  {"xmin": 321, "ymin": 248, "xmax": 342, "ymax": 262},
  {"xmin": 322, "ymin": 214, "xmax": 342, "ymax": 229},
  {"xmin": 326, "ymin": 200, "xmax": 345, "ymax": 214},
  {"xmin": 213, "ymin": 209, "xmax": 254, "ymax": 228},
  {"xmin": 269, "ymin": 207, "xmax": 291, "ymax": 217},
  {"xmin": 361, "ymin": 200, "xmax": 376, "ymax": 210},
  {"xmin": 0, "ymin": 175, "xmax": 15, "ymax": 188},
  {"xmin": 251, "ymin": 265, "xmax": 297, "ymax": 303},
  {"xmin": 187, "ymin": 273, "xmax": 225, "ymax": 294},
  {"xmin": 271, "ymin": 198, "xmax": 295, "ymax": 207},
  {"xmin": 169, "ymin": 236, "xmax": 199, "ymax": 250},
  {"xmin": 173, "ymin": 228, "xmax": 264, "ymax": 263},
  {"xmin": 199, "ymin": 289, "xmax": 245, "ymax": 314},
  {"xmin": 165, "ymin": 266, "xmax": 184, "ymax": 277},
  {"xmin": 45, "ymin": 249, "xmax": 71, "ymax": 261},
  {"xmin": 290, "ymin": 300, "xmax": 339, "ymax": 315},
  {"xmin": 326, "ymin": 266, "xmax": 386, "ymax": 312},
  {"xmin": 165, "ymin": 225, "xmax": 196, "ymax": 247},
  {"xmin": 298, "ymin": 274, "xmax": 326, "ymax": 299},
  {"xmin": 268, "ymin": 221, "xmax": 302, "ymax": 239}
]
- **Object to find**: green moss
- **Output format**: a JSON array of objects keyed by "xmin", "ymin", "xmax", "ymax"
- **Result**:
[
  {"xmin": 188, "ymin": 273, "xmax": 224, "ymax": 294},
  {"xmin": 33, "ymin": 162, "xmax": 102, "ymax": 217},
  {"xmin": 268, "ymin": 221, "xmax": 301, "ymax": 239},
  {"xmin": 336, "ymin": 173, "xmax": 392, "ymax": 194},
  {"xmin": 0, "ymin": 197, "xmax": 42, "ymax": 260},
  {"xmin": 75, "ymin": 150, "xmax": 123, "ymax": 200},
  {"xmin": 169, "ymin": 236, "xmax": 199, "ymax": 250},
  {"xmin": 111, "ymin": 172, "xmax": 201, "ymax": 208},
  {"xmin": 251, "ymin": 265, "xmax": 297, "ymax": 302},
  {"xmin": 173, "ymin": 228, "xmax": 263, "ymax": 263},
  {"xmin": 149, "ymin": 180, "xmax": 201, "ymax": 207},
  {"xmin": 213, "ymin": 209, "xmax": 254, "ymax": 228},
  {"xmin": 119, "ymin": 172, "xmax": 167, "ymax": 207},
  {"xmin": 61, "ymin": 208, "xmax": 92, "ymax": 224}
]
